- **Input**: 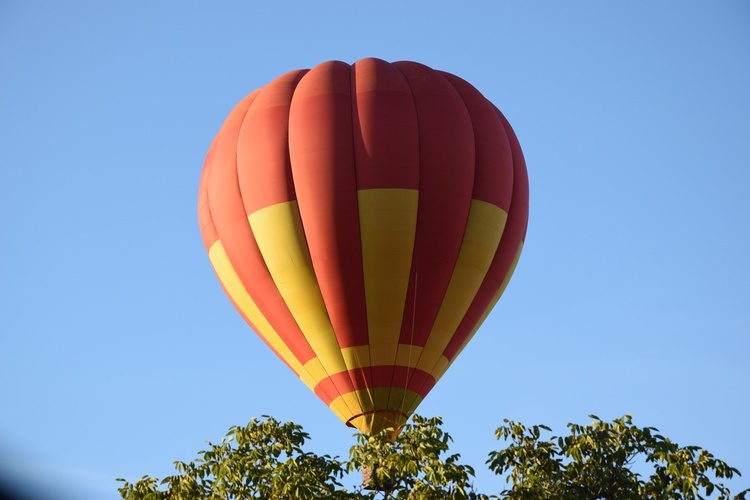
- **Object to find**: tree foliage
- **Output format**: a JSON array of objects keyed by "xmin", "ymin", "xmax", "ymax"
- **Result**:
[
  {"xmin": 117, "ymin": 417, "xmax": 350, "ymax": 500},
  {"xmin": 117, "ymin": 414, "xmax": 746, "ymax": 500},
  {"xmin": 488, "ymin": 414, "xmax": 747, "ymax": 500},
  {"xmin": 347, "ymin": 415, "xmax": 484, "ymax": 499}
]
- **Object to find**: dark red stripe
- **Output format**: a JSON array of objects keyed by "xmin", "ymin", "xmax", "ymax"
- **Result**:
[
  {"xmin": 439, "ymin": 71, "xmax": 514, "ymax": 212},
  {"xmin": 314, "ymin": 366, "xmax": 436, "ymax": 405},
  {"xmin": 351, "ymin": 58, "xmax": 420, "ymax": 190},
  {"xmin": 442, "ymin": 107, "xmax": 529, "ymax": 361},
  {"xmin": 392, "ymin": 61, "xmax": 475, "ymax": 347}
]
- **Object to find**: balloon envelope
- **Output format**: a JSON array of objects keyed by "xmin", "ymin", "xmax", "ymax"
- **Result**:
[{"xmin": 198, "ymin": 58, "xmax": 529, "ymax": 435}]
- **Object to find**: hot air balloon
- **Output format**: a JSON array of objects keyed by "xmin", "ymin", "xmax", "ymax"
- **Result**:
[{"xmin": 197, "ymin": 58, "xmax": 528, "ymax": 436}]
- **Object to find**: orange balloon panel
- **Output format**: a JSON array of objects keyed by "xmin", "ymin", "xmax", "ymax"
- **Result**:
[{"xmin": 197, "ymin": 58, "xmax": 529, "ymax": 435}]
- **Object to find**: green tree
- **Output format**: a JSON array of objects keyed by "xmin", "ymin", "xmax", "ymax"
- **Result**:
[
  {"xmin": 488, "ymin": 414, "xmax": 748, "ymax": 500},
  {"xmin": 347, "ymin": 415, "xmax": 486, "ymax": 499},
  {"xmin": 117, "ymin": 416, "xmax": 352, "ymax": 500},
  {"xmin": 117, "ymin": 414, "xmax": 746, "ymax": 500}
]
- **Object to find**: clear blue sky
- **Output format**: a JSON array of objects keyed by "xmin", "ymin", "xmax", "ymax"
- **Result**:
[{"xmin": 1, "ymin": 2, "xmax": 749, "ymax": 498}]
